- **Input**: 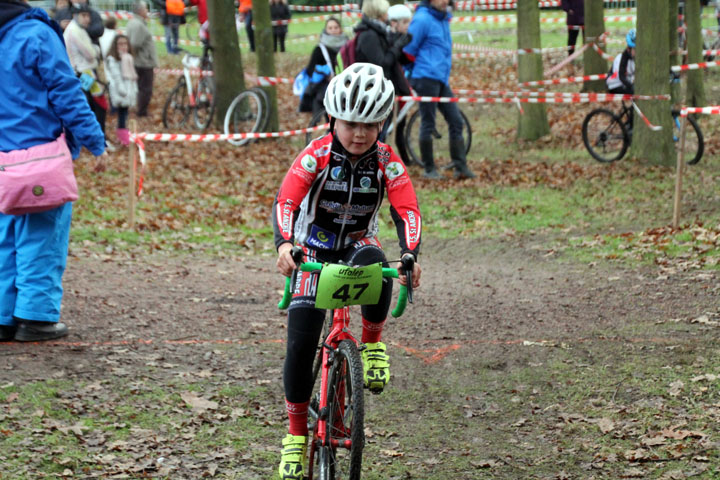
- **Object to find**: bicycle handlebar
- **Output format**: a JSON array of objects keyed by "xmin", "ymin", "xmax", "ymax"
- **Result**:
[{"xmin": 277, "ymin": 247, "xmax": 412, "ymax": 318}]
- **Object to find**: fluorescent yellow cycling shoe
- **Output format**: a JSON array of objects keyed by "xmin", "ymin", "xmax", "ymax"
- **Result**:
[
  {"xmin": 362, "ymin": 341, "xmax": 390, "ymax": 393},
  {"xmin": 278, "ymin": 434, "xmax": 307, "ymax": 480}
]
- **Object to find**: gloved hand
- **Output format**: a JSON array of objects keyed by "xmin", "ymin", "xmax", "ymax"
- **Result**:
[{"xmin": 393, "ymin": 33, "xmax": 412, "ymax": 50}]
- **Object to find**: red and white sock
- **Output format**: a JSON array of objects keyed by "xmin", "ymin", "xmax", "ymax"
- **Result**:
[
  {"xmin": 361, "ymin": 317, "xmax": 385, "ymax": 344},
  {"xmin": 286, "ymin": 399, "xmax": 310, "ymax": 436}
]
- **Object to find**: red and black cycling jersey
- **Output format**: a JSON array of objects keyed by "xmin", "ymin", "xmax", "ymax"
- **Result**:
[{"xmin": 272, "ymin": 133, "xmax": 422, "ymax": 258}]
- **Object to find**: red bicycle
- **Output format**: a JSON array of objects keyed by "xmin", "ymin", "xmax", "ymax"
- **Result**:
[{"xmin": 278, "ymin": 247, "xmax": 414, "ymax": 480}]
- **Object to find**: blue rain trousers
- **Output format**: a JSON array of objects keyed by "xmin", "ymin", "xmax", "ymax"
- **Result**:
[{"xmin": 0, "ymin": 202, "xmax": 72, "ymax": 326}]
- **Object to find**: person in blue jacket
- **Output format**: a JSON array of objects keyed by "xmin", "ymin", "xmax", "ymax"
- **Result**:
[
  {"xmin": 403, "ymin": 0, "xmax": 475, "ymax": 180},
  {"xmin": 0, "ymin": 0, "xmax": 106, "ymax": 342}
]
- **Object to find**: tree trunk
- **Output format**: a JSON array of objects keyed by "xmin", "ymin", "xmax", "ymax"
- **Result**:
[
  {"xmin": 582, "ymin": 0, "xmax": 608, "ymax": 92},
  {"xmin": 684, "ymin": 0, "xmax": 706, "ymax": 106},
  {"xmin": 630, "ymin": 0, "xmax": 674, "ymax": 165},
  {"xmin": 517, "ymin": 0, "xmax": 549, "ymax": 140},
  {"xmin": 207, "ymin": 0, "xmax": 245, "ymax": 130},
  {"xmin": 669, "ymin": 0, "xmax": 681, "ymax": 102},
  {"xmin": 252, "ymin": 0, "xmax": 279, "ymax": 131}
]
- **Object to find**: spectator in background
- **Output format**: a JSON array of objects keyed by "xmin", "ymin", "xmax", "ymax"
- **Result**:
[
  {"xmin": 99, "ymin": 15, "xmax": 117, "ymax": 58},
  {"xmin": 52, "ymin": 0, "xmax": 73, "ymax": 30},
  {"xmin": 126, "ymin": 0, "xmax": 157, "ymax": 117},
  {"xmin": 0, "ymin": 0, "xmax": 105, "ymax": 342},
  {"xmin": 270, "ymin": 0, "xmax": 290, "ymax": 52},
  {"xmin": 105, "ymin": 34, "xmax": 138, "ymax": 146},
  {"xmin": 404, "ymin": 0, "xmax": 475, "ymax": 179},
  {"xmin": 299, "ymin": 17, "xmax": 347, "ymax": 115},
  {"xmin": 561, "ymin": 0, "xmax": 584, "ymax": 56},
  {"xmin": 384, "ymin": 3, "xmax": 414, "ymax": 165},
  {"xmin": 65, "ymin": 3, "xmax": 113, "ymax": 152},
  {"xmin": 70, "ymin": 0, "xmax": 104, "ymax": 45},
  {"xmin": 238, "ymin": 0, "xmax": 254, "ymax": 52}
]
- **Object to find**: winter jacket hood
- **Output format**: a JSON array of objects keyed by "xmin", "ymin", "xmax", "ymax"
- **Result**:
[{"xmin": 0, "ymin": 6, "xmax": 104, "ymax": 157}]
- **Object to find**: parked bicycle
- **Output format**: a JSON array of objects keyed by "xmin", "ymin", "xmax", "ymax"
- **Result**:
[
  {"xmin": 581, "ymin": 101, "xmax": 704, "ymax": 164},
  {"xmin": 305, "ymin": 97, "xmax": 472, "ymax": 169},
  {"xmin": 278, "ymin": 247, "xmax": 414, "ymax": 480},
  {"xmin": 162, "ymin": 49, "xmax": 215, "ymax": 130}
]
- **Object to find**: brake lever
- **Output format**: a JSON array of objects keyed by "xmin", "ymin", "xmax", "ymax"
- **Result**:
[{"xmin": 401, "ymin": 255, "xmax": 415, "ymax": 304}]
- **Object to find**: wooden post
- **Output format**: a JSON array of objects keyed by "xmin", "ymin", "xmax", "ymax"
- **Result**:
[
  {"xmin": 672, "ymin": 115, "xmax": 687, "ymax": 228},
  {"xmin": 128, "ymin": 119, "xmax": 136, "ymax": 229}
]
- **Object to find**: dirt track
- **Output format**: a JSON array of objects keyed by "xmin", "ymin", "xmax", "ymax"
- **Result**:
[{"xmin": 2, "ymin": 238, "xmax": 719, "ymax": 478}]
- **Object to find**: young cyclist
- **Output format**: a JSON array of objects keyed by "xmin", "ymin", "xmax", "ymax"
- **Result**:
[
  {"xmin": 272, "ymin": 63, "xmax": 423, "ymax": 480},
  {"xmin": 606, "ymin": 28, "xmax": 636, "ymax": 95}
]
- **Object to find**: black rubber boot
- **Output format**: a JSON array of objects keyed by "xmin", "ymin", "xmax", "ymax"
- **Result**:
[
  {"xmin": 0, "ymin": 325, "xmax": 17, "ymax": 341},
  {"xmin": 450, "ymin": 137, "xmax": 476, "ymax": 179},
  {"xmin": 419, "ymin": 139, "xmax": 442, "ymax": 180},
  {"xmin": 14, "ymin": 320, "xmax": 69, "ymax": 342}
]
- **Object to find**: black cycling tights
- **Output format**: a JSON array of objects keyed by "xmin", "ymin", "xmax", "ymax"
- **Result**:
[{"xmin": 283, "ymin": 244, "xmax": 392, "ymax": 403}]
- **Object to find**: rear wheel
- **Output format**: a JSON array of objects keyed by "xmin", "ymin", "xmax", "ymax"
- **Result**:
[
  {"xmin": 319, "ymin": 340, "xmax": 364, "ymax": 480},
  {"xmin": 162, "ymin": 79, "xmax": 191, "ymax": 129},
  {"xmin": 581, "ymin": 108, "xmax": 629, "ymax": 163},
  {"xmin": 306, "ymin": 108, "xmax": 331, "ymax": 145},
  {"xmin": 672, "ymin": 111, "xmax": 704, "ymax": 165},
  {"xmin": 193, "ymin": 76, "xmax": 215, "ymax": 130},
  {"xmin": 223, "ymin": 89, "xmax": 265, "ymax": 146},
  {"xmin": 405, "ymin": 108, "xmax": 472, "ymax": 169}
]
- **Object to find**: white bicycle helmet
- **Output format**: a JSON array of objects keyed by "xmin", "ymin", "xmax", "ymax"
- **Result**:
[{"xmin": 323, "ymin": 63, "xmax": 395, "ymax": 123}]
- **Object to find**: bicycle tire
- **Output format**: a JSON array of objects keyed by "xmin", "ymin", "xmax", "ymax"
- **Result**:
[
  {"xmin": 249, "ymin": 87, "xmax": 271, "ymax": 132},
  {"xmin": 672, "ymin": 111, "xmax": 704, "ymax": 165},
  {"xmin": 405, "ymin": 108, "xmax": 472, "ymax": 169},
  {"xmin": 193, "ymin": 76, "xmax": 216, "ymax": 130},
  {"xmin": 162, "ymin": 78, "xmax": 191, "ymax": 129},
  {"xmin": 306, "ymin": 109, "xmax": 331, "ymax": 145},
  {"xmin": 581, "ymin": 108, "xmax": 629, "ymax": 163},
  {"xmin": 223, "ymin": 89, "xmax": 265, "ymax": 147},
  {"xmin": 321, "ymin": 339, "xmax": 364, "ymax": 480}
]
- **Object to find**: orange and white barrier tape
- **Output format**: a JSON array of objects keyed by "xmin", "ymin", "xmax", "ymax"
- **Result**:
[
  {"xmin": 632, "ymin": 102, "xmax": 662, "ymax": 131},
  {"xmin": 155, "ymin": 67, "xmax": 213, "ymax": 77},
  {"xmin": 244, "ymin": 74, "xmax": 294, "ymax": 86},
  {"xmin": 454, "ymin": 89, "xmax": 669, "ymax": 101},
  {"xmin": 289, "ymin": 4, "xmax": 357, "ymax": 11},
  {"xmin": 396, "ymin": 95, "xmax": 666, "ymax": 105},
  {"xmin": 518, "ymin": 46, "xmax": 572, "ymax": 55},
  {"xmin": 680, "ymin": 106, "xmax": 720, "ymax": 117},
  {"xmin": 672, "ymin": 59, "xmax": 720, "ymax": 72},
  {"xmin": 99, "ymin": 10, "xmax": 133, "ymax": 20},
  {"xmin": 451, "ymin": 14, "xmax": 635, "ymax": 25},
  {"xmin": 520, "ymin": 73, "xmax": 608, "ymax": 87},
  {"xmin": 267, "ymin": 12, "xmax": 360, "ymax": 26}
]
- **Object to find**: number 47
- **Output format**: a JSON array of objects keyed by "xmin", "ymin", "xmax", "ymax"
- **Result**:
[{"xmin": 332, "ymin": 283, "xmax": 369, "ymax": 302}]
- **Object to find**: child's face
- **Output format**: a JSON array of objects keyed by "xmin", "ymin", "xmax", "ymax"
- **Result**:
[
  {"xmin": 117, "ymin": 38, "xmax": 129, "ymax": 54},
  {"xmin": 334, "ymin": 118, "xmax": 382, "ymax": 156},
  {"xmin": 77, "ymin": 12, "xmax": 90, "ymax": 27},
  {"xmin": 391, "ymin": 18, "xmax": 410, "ymax": 34}
]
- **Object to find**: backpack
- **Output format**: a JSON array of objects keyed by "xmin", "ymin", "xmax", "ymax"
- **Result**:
[{"xmin": 339, "ymin": 32, "xmax": 361, "ymax": 69}]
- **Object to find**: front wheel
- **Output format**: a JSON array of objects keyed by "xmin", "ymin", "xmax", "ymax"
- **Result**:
[
  {"xmin": 405, "ymin": 108, "xmax": 472, "ymax": 169},
  {"xmin": 320, "ymin": 339, "xmax": 364, "ymax": 480},
  {"xmin": 582, "ymin": 108, "xmax": 629, "ymax": 163},
  {"xmin": 672, "ymin": 111, "xmax": 704, "ymax": 165},
  {"xmin": 163, "ymin": 79, "xmax": 191, "ymax": 129}
]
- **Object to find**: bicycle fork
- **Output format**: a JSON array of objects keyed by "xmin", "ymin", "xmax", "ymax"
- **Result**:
[{"xmin": 183, "ymin": 68, "xmax": 196, "ymax": 107}]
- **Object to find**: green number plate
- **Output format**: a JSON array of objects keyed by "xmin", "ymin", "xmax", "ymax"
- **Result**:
[{"xmin": 315, "ymin": 263, "xmax": 383, "ymax": 309}]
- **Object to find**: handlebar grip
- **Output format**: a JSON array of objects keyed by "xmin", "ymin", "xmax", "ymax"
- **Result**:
[
  {"xmin": 278, "ymin": 275, "xmax": 292, "ymax": 309},
  {"xmin": 391, "ymin": 285, "xmax": 408, "ymax": 318}
]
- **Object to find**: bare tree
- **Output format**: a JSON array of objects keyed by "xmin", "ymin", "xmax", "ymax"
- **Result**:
[
  {"xmin": 582, "ymin": 0, "xmax": 607, "ymax": 92},
  {"xmin": 207, "ymin": 0, "xmax": 246, "ymax": 129},
  {"xmin": 517, "ymin": 0, "xmax": 549, "ymax": 140},
  {"xmin": 252, "ymin": 0, "xmax": 279, "ymax": 131},
  {"xmin": 684, "ymin": 0, "xmax": 706, "ymax": 106},
  {"xmin": 630, "ymin": 0, "xmax": 674, "ymax": 165}
]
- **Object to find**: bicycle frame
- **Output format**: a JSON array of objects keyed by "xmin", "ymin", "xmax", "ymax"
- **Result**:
[
  {"xmin": 384, "ymin": 98, "xmax": 416, "ymax": 137},
  {"xmin": 307, "ymin": 305, "xmax": 356, "ymax": 479}
]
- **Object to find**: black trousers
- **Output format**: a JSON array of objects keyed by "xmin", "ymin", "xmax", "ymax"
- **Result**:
[{"xmin": 135, "ymin": 66, "xmax": 154, "ymax": 117}]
